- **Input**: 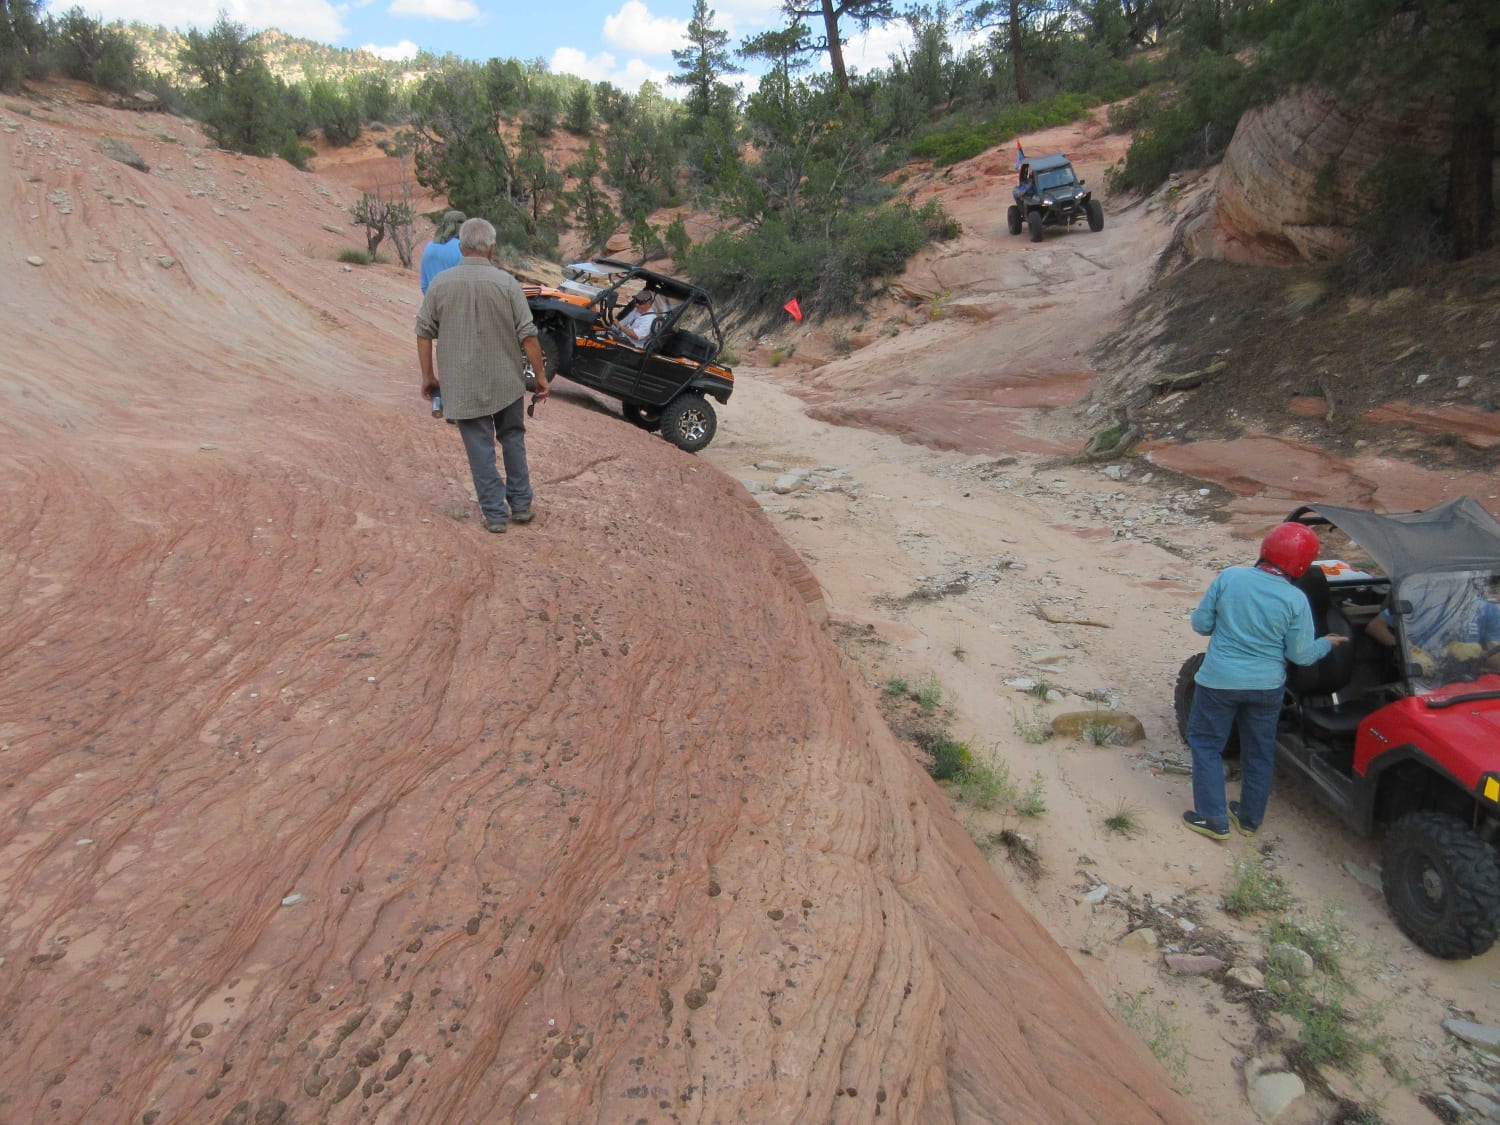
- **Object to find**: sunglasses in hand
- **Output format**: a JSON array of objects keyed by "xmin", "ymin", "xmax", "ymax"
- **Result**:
[{"xmin": 527, "ymin": 393, "xmax": 541, "ymax": 418}]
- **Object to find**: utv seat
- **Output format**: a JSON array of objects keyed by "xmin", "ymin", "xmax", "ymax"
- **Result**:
[
  {"xmin": 1287, "ymin": 565, "xmax": 1356, "ymax": 696},
  {"xmin": 659, "ymin": 329, "xmax": 715, "ymax": 363}
]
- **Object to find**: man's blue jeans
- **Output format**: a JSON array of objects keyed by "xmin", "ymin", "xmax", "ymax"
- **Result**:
[
  {"xmin": 456, "ymin": 398, "xmax": 532, "ymax": 526},
  {"xmin": 1187, "ymin": 683, "xmax": 1283, "ymax": 832}
]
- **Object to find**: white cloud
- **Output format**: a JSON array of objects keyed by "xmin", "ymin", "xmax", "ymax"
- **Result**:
[
  {"xmin": 388, "ymin": 0, "xmax": 480, "ymax": 20},
  {"xmin": 603, "ymin": 1, "xmax": 686, "ymax": 57},
  {"xmin": 550, "ymin": 45, "xmax": 670, "ymax": 94},
  {"xmin": 362, "ymin": 39, "xmax": 420, "ymax": 60},
  {"xmin": 69, "ymin": 0, "xmax": 344, "ymax": 41},
  {"xmin": 615, "ymin": 56, "xmax": 672, "ymax": 91},
  {"xmin": 551, "ymin": 46, "xmax": 614, "ymax": 82},
  {"xmin": 715, "ymin": 0, "xmax": 783, "ymax": 38},
  {"xmin": 838, "ymin": 21, "xmax": 917, "ymax": 75}
]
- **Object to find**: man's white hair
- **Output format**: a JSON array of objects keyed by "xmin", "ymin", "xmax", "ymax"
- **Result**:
[{"xmin": 458, "ymin": 217, "xmax": 496, "ymax": 255}]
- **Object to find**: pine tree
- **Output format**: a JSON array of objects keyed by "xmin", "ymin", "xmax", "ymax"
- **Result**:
[
  {"xmin": 781, "ymin": 0, "xmax": 899, "ymax": 97},
  {"xmin": 670, "ymin": 0, "xmax": 734, "ymax": 119}
]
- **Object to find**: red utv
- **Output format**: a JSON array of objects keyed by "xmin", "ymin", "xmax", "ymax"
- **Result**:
[{"xmin": 1174, "ymin": 498, "xmax": 1500, "ymax": 958}]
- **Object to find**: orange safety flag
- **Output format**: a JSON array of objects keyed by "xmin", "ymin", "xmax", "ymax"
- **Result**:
[{"xmin": 783, "ymin": 297, "xmax": 803, "ymax": 321}]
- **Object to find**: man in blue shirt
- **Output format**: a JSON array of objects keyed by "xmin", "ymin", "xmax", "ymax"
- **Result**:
[
  {"xmin": 1366, "ymin": 570, "xmax": 1500, "ymax": 679},
  {"xmin": 1183, "ymin": 523, "xmax": 1348, "ymax": 840},
  {"xmin": 419, "ymin": 210, "xmax": 466, "ymax": 294}
]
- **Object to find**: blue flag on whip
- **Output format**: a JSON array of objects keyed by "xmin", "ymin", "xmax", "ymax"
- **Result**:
[{"xmin": 1014, "ymin": 140, "xmax": 1025, "ymax": 170}]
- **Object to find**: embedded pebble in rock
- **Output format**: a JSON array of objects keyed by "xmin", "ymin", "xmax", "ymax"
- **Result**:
[
  {"xmin": 1444, "ymin": 1019, "xmax": 1500, "ymax": 1055},
  {"xmin": 1267, "ymin": 943, "xmax": 1315, "ymax": 979},
  {"xmin": 1227, "ymin": 965, "xmax": 1265, "ymax": 990},
  {"xmin": 1245, "ymin": 1058, "xmax": 1305, "ymax": 1122},
  {"xmin": 1049, "ymin": 710, "xmax": 1146, "ymax": 744}
]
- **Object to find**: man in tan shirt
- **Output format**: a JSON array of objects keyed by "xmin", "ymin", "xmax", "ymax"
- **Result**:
[{"xmin": 416, "ymin": 217, "xmax": 550, "ymax": 533}]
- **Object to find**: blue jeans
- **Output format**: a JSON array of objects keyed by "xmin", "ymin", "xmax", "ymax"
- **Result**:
[
  {"xmin": 1187, "ymin": 683, "xmax": 1283, "ymax": 831},
  {"xmin": 456, "ymin": 398, "xmax": 531, "ymax": 525}
]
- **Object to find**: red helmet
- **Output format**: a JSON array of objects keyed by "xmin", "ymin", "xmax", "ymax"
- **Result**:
[{"xmin": 1259, "ymin": 522, "xmax": 1320, "ymax": 579}]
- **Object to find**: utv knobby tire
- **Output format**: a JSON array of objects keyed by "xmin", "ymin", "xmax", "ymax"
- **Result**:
[
  {"xmin": 1027, "ymin": 210, "xmax": 1044, "ymax": 242},
  {"xmin": 1381, "ymin": 811, "xmax": 1500, "ymax": 959},
  {"xmin": 660, "ymin": 394, "xmax": 717, "ymax": 452},
  {"xmin": 539, "ymin": 329, "xmax": 564, "ymax": 379},
  {"xmin": 1007, "ymin": 205, "xmax": 1022, "ymax": 236},
  {"xmin": 622, "ymin": 401, "xmax": 662, "ymax": 432},
  {"xmin": 1086, "ymin": 199, "xmax": 1104, "ymax": 232},
  {"xmin": 1173, "ymin": 653, "xmax": 1240, "ymax": 757}
]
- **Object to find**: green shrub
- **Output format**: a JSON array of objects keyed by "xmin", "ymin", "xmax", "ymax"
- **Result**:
[
  {"xmin": 48, "ymin": 7, "xmax": 138, "ymax": 93},
  {"xmin": 950, "ymin": 755, "xmax": 1018, "ymax": 809},
  {"xmin": 338, "ymin": 247, "xmax": 371, "ymax": 264},
  {"xmin": 1340, "ymin": 146, "xmax": 1448, "ymax": 292},
  {"xmin": 0, "ymin": 0, "xmax": 46, "ymax": 90},
  {"xmin": 1013, "ymin": 705, "xmax": 1051, "ymax": 744},
  {"xmin": 1264, "ymin": 908, "xmax": 1387, "ymax": 1074},
  {"xmin": 913, "ymin": 675, "xmax": 942, "ymax": 714},
  {"xmin": 1110, "ymin": 51, "xmax": 1265, "ymax": 194},
  {"xmin": 684, "ymin": 199, "xmax": 955, "ymax": 325},
  {"xmin": 1115, "ymin": 991, "xmax": 1191, "ymax": 1086},
  {"xmin": 1016, "ymin": 773, "xmax": 1048, "ymax": 817},
  {"xmin": 1223, "ymin": 853, "xmax": 1295, "ymax": 917},
  {"xmin": 1104, "ymin": 802, "xmax": 1142, "ymax": 837},
  {"xmin": 908, "ymin": 92, "xmax": 1095, "ymax": 167},
  {"xmin": 928, "ymin": 736, "xmax": 973, "ymax": 782}
]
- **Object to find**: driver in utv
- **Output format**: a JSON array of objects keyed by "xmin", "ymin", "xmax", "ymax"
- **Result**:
[
  {"xmin": 615, "ymin": 292, "xmax": 658, "ymax": 344},
  {"xmin": 1182, "ymin": 524, "xmax": 1349, "ymax": 841},
  {"xmin": 1365, "ymin": 570, "xmax": 1500, "ymax": 678}
]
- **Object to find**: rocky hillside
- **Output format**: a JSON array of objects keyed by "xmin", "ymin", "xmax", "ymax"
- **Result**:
[{"xmin": 0, "ymin": 83, "xmax": 1194, "ymax": 1124}]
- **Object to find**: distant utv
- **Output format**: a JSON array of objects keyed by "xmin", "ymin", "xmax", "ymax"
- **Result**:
[{"xmin": 1008, "ymin": 153, "xmax": 1103, "ymax": 242}]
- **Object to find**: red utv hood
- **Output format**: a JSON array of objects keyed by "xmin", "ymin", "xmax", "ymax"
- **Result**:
[{"xmin": 1357, "ymin": 679, "xmax": 1500, "ymax": 788}]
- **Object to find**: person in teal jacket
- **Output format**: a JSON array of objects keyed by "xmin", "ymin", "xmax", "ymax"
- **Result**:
[
  {"xmin": 1183, "ymin": 523, "xmax": 1348, "ymax": 840},
  {"xmin": 419, "ymin": 210, "xmax": 466, "ymax": 294}
]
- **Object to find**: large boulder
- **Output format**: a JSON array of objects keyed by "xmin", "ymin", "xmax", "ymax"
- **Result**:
[{"xmin": 1182, "ymin": 86, "xmax": 1454, "ymax": 265}]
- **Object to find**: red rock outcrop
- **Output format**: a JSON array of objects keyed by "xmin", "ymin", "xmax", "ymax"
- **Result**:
[
  {"xmin": 0, "ymin": 91, "xmax": 1194, "ymax": 1122},
  {"xmin": 1186, "ymin": 86, "xmax": 1453, "ymax": 265}
]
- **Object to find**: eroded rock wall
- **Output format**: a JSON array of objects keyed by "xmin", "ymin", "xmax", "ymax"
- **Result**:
[{"xmin": 1187, "ymin": 86, "xmax": 1454, "ymax": 265}]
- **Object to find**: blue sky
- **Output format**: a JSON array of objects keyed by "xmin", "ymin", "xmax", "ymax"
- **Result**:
[{"xmin": 59, "ymin": 0, "xmax": 916, "ymax": 93}]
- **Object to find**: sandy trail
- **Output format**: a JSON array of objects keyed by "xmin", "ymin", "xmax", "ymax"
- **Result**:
[{"xmin": 706, "ymin": 367, "xmax": 1500, "ymax": 1124}]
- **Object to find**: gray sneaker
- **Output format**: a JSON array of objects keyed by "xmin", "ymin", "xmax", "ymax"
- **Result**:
[
  {"xmin": 1182, "ymin": 810, "xmax": 1229, "ymax": 841},
  {"xmin": 1228, "ymin": 801, "xmax": 1259, "ymax": 838},
  {"xmin": 510, "ymin": 508, "xmax": 534, "ymax": 524},
  {"xmin": 484, "ymin": 520, "xmax": 507, "ymax": 533}
]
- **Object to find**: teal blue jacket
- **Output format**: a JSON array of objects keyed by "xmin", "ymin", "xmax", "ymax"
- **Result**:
[{"xmin": 1192, "ymin": 566, "xmax": 1330, "ymax": 690}]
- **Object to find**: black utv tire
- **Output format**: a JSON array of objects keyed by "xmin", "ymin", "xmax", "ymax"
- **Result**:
[
  {"xmin": 622, "ymin": 401, "xmax": 662, "ymax": 432},
  {"xmin": 1173, "ymin": 653, "xmax": 1240, "ymax": 757},
  {"xmin": 1381, "ymin": 811, "xmax": 1500, "ymax": 959},
  {"xmin": 1086, "ymin": 199, "xmax": 1104, "ymax": 232},
  {"xmin": 660, "ymin": 394, "xmax": 717, "ymax": 452},
  {"xmin": 1027, "ymin": 209, "xmax": 1044, "ymax": 242},
  {"xmin": 539, "ymin": 329, "xmax": 564, "ymax": 378},
  {"xmin": 1007, "ymin": 205, "xmax": 1022, "ymax": 236}
]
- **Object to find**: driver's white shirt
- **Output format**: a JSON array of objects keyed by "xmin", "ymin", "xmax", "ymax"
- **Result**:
[{"xmin": 621, "ymin": 310, "xmax": 657, "ymax": 339}]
